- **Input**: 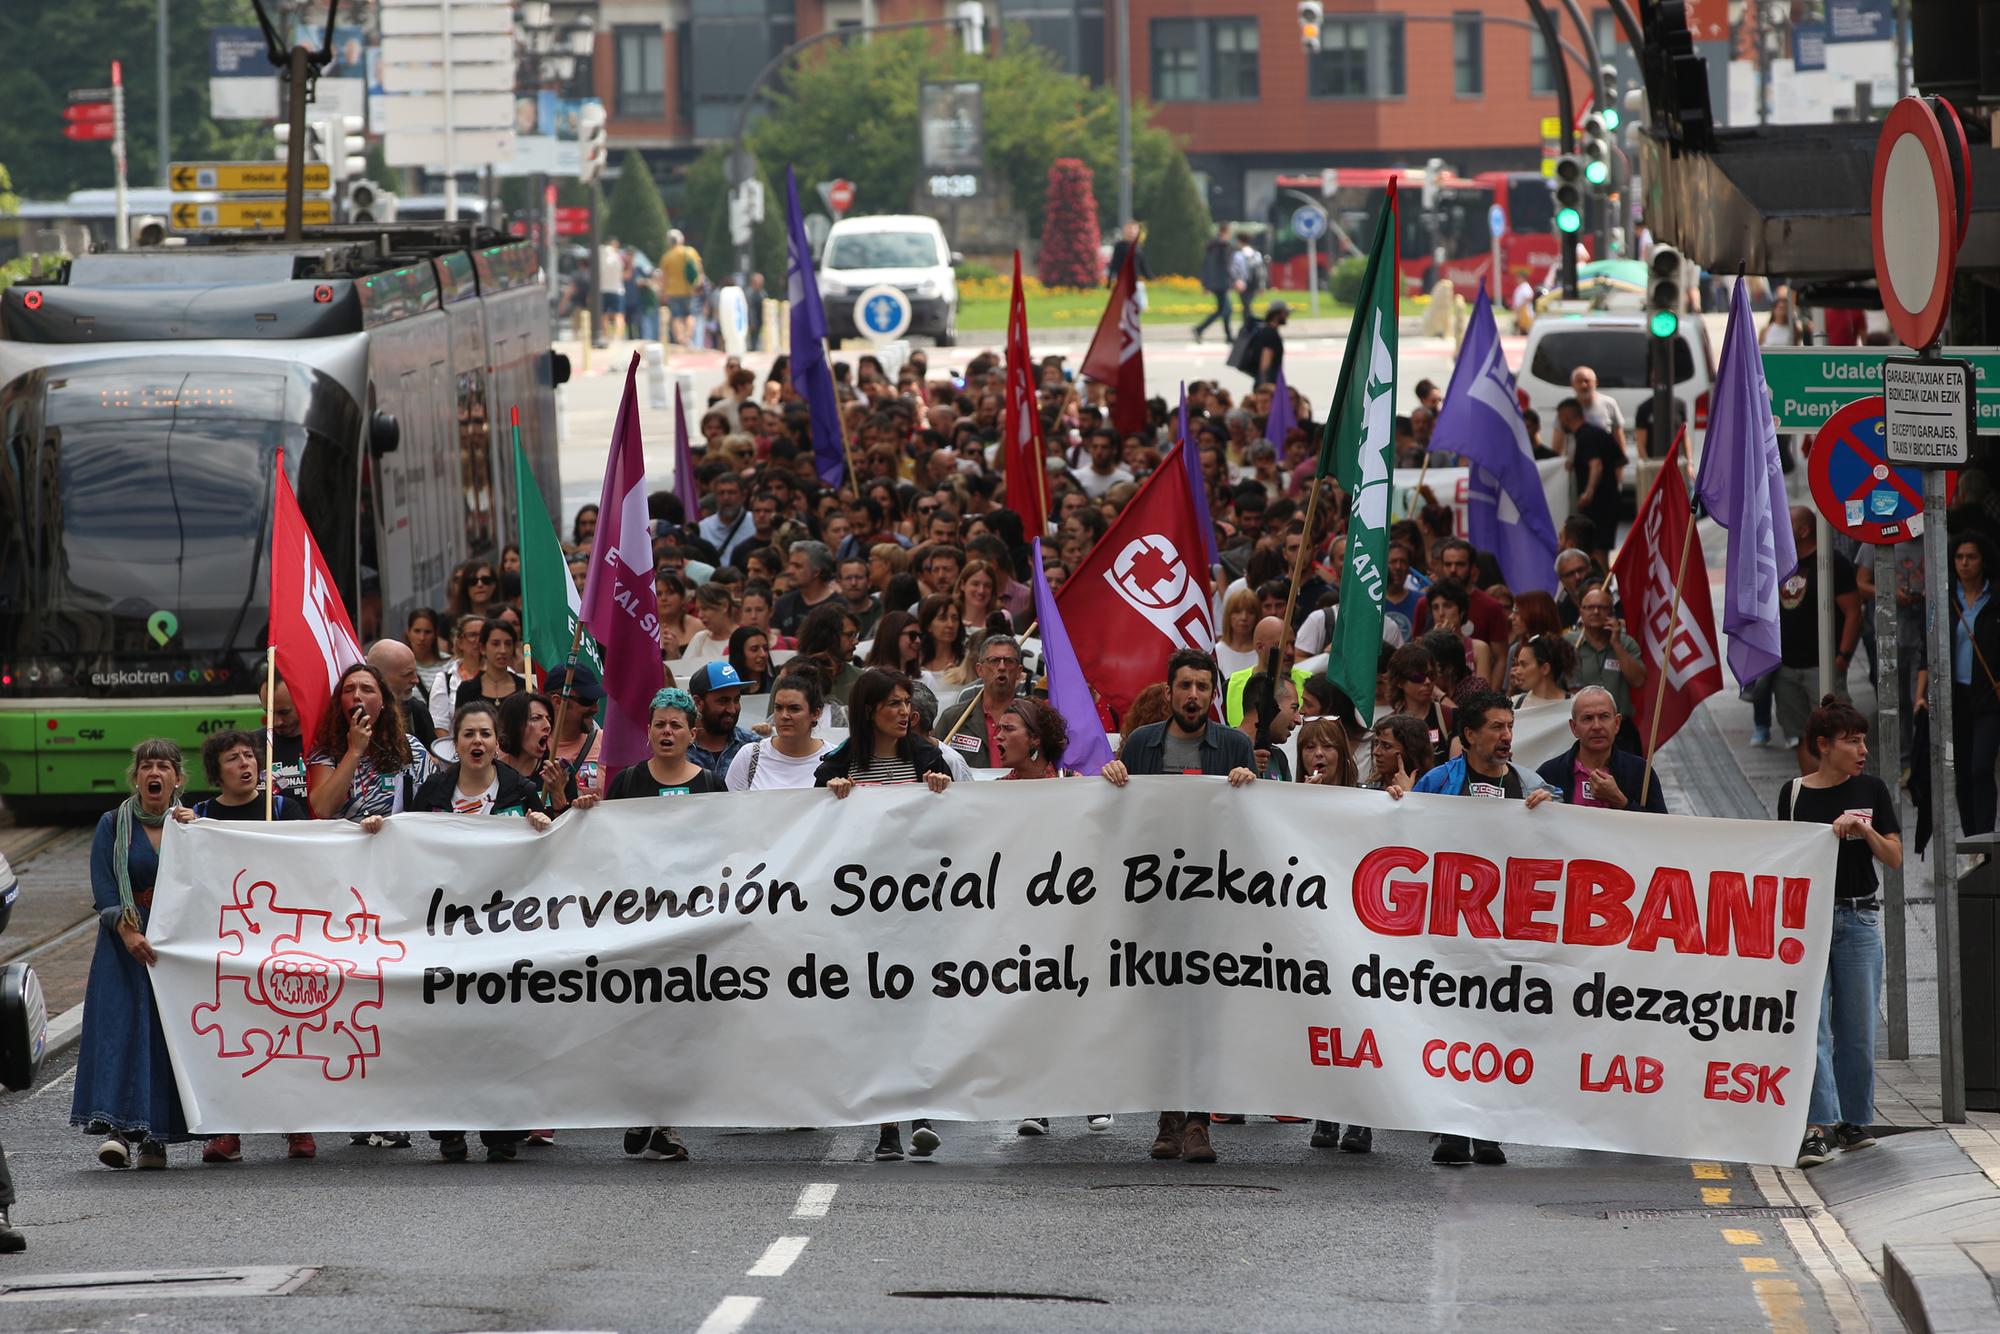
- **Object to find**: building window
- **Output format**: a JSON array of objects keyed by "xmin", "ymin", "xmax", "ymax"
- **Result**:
[
  {"xmin": 1308, "ymin": 17, "xmax": 1403, "ymax": 100},
  {"xmin": 1453, "ymin": 14, "xmax": 1482, "ymax": 96},
  {"xmin": 614, "ymin": 26, "xmax": 664, "ymax": 120},
  {"xmin": 1149, "ymin": 17, "xmax": 1258, "ymax": 102},
  {"xmin": 1529, "ymin": 29, "xmax": 1554, "ymax": 96}
]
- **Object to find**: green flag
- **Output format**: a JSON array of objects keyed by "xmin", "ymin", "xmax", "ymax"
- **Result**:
[
  {"xmin": 1320, "ymin": 183, "xmax": 1399, "ymax": 723},
  {"xmin": 512, "ymin": 431, "xmax": 602, "ymax": 679}
]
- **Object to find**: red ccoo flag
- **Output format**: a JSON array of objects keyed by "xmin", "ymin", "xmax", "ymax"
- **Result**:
[
  {"xmin": 1081, "ymin": 247, "xmax": 1146, "ymax": 439},
  {"xmin": 1610, "ymin": 433, "xmax": 1725, "ymax": 757},
  {"xmin": 1054, "ymin": 441, "xmax": 1214, "ymax": 718},
  {"xmin": 269, "ymin": 449, "xmax": 364, "ymax": 751},
  {"xmin": 1002, "ymin": 251, "xmax": 1049, "ymax": 539}
]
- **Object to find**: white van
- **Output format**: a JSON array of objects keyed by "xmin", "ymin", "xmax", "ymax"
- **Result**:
[
  {"xmin": 818, "ymin": 214, "xmax": 960, "ymax": 347},
  {"xmin": 1518, "ymin": 312, "xmax": 1717, "ymax": 469}
]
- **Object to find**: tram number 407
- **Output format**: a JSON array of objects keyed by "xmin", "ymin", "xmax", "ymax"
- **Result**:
[{"xmin": 194, "ymin": 717, "xmax": 237, "ymax": 735}]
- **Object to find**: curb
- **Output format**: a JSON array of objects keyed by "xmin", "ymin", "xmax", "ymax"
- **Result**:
[
  {"xmin": 44, "ymin": 1001, "xmax": 82, "ymax": 1061},
  {"xmin": 1883, "ymin": 1240, "xmax": 2000, "ymax": 1333}
]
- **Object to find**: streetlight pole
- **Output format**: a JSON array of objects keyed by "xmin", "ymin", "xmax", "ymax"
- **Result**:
[
  {"xmin": 155, "ymin": 0, "xmax": 169, "ymax": 186},
  {"xmin": 1115, "ymin": 0, "xmax": 1132, "ymax": 226},
  {"xmin": 1555, "ymin": 0, "xmax": 1610, "ymax": 261},
  {"xmin": 1523, "ymin": 0, "xmax": 1578, "ymax": 299}
]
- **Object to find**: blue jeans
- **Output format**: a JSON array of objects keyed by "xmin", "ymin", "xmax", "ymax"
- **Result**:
[{"xmin": 1808, "ymin": 905, "xmax": 1882, "ymax": 1126}]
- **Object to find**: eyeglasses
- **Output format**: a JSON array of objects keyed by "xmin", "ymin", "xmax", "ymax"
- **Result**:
[
  {"xmin": 1401, "ymin": 674, "xmax": 1431, "ymax": 687},
  {"xmin": 901, "ymin": 628, "xmax": 922, "ymax": 640},
  {"xmin": 984, "ymin": 656, "xmax": 1022, "ymax": 668},
  {"xmin": 470, "ymin": 574, "xmax": 496, "ymax": 586}
]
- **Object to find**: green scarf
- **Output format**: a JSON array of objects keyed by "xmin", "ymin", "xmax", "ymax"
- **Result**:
[{"xmin": 112, "ymin": 794, "xmax": 172, "ymax": 929}]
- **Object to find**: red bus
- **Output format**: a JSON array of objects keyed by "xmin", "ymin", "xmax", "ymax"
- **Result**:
[{"xmin": 1264, "ymin": 168, "xmax": 1583, "ymax": 297}]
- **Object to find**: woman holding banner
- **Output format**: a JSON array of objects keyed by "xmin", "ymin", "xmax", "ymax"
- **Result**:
[
  {"xmin": 605, "ymin": 689, "xmax": 726, "ymax": 800},
  {"xmin": 725, "ymin": 672, "xmax": 831, "ymax": 791},
  {"xmin": 1782, "ymin": 696, "xmax": 1901, "ymax": 1169},
  {"xmin": 498, "ymin": 691, "xmax": 581, "ymax": 815}
]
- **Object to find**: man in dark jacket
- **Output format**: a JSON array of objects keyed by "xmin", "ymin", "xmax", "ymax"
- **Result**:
[
  {"xmin": 1192, "ymin": 223, "xmax": 1235, "ymax": 344},
  {"xmin": 1535, "ymin": 686, "xmax": 1669, "ymax": 814},
  {"xmin": 1102, "ymin": 650, "xmax": 1255, "ymax": 1166}
]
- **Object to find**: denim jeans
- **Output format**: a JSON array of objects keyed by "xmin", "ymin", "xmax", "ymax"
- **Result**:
[
  {"xmin": 1194, "ymin": 289, "xmax": 1232, "ymax": 340},
  {"xmin": 1808, "ymin": 904, "xmax": 1882, "ymax": 1126}
]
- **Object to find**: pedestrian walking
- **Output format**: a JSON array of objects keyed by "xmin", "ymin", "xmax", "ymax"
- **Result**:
[
  {"xmin": 1193, "ymin": 223, "xmax": 1235, "ymax": 344},
  {"xmin": 1949, "ymin": 533, "xmax": 2000, "ymax": 837}
]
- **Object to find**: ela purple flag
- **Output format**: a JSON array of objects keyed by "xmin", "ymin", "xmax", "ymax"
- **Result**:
[
  {"xmin": 578, "ymin": 353, "xmax": 662, "ymax": 769},
  {"xmin": 1029, "ymin": 537, "xmax": 1113, "ymax": 775},
  {"xmin": 785, "ymin": 166, "xmax": 847, "ymax": 487},
  {"xmin": 672, "ymin": 382, "xmax": 699, "ymax": 527},
  {"xmin": 1427, "ymin": 287, "xmax": 1558, "ymax": 594},
  {"xmin": 1263, "ymin": 364, "xmax": 1297, "ymax": 447},
  {"xmin": 1179, "ymin": 382, "xmax": 1220, "ymax": 569},
  {"xmin": 1693, "ymin": 278, "xmax": 1798, "ymax": 685}
]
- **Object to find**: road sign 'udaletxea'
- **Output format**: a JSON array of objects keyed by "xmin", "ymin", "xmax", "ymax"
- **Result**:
[
  {"xmin": 1760, "ymin": 347, "xmax": 2000, "ymax": 432},
  {"xmin": 1882, "ymin": 356, "xmax": 1974, "ymax": 467}
]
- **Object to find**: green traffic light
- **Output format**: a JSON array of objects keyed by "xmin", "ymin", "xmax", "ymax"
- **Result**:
[
  {"xmin": 1649, "ymin": 309, "xmax": 1680, "ymax": 338},
  {"xmin": 1556, "ymin": 207, "xmax": 1582, "ymax": 234},
  {"xmin": 1601, "ymin": 107, "xmax": 1621, "ymax": 131},
  {"xmin": 1584, "ymin": 159, "xmax": 1610, "ymax": 186}
]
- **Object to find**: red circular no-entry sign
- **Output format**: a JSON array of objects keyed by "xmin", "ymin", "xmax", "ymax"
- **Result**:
[
  {"xmin": 828, "ymin": 180, "xmax": 855, "ymax": 215},
  {"xmin": 1871, "ymin": 97, "xmax": 1959, "ymax": 352}
]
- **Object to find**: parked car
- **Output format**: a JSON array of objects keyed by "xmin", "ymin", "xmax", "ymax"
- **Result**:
[
  {"xmin": 1518, "ymin": 312, "xmax": 1717, "ymax": 473},
  {"xmin": 818, "ymin": 215, "xmax": 960, "ymax": 348}
]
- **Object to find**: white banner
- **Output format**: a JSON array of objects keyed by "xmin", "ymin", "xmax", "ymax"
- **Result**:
[
  {"xmin": 150, "ymin": 781, "xmax": 1835, "ymax": 1164},
  {"xmin": 1394, "ymin": 457, "xmax": 1568, "ymax": 538}
]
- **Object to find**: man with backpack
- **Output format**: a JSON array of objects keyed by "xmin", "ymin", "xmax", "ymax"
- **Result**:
[{"xmin": 659, "ymin": 229, "xmax": 705, "ymax": 346}]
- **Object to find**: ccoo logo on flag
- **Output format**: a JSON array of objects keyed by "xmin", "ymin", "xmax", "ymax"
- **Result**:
[{"xmin": 1105, "ymin": 534, "xmax": 1213, "ymax": 652}]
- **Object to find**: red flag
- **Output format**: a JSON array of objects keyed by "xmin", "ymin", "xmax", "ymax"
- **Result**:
[
  {"xmin": 1055, "ymin": 442, "xmax": 1214, "ymax": 718},
  {"xmin": 1081, "ymin": 247, "xmax": 1146, "ymax": 439},
  {"xmin": 269, "ymin": 449, "xmax": 364, "ymax": 750},
  {"xmin": 1610, "ymin": 437, "xmax": 1724, "ymax": 753},
  {"xmin": 1003, "ymin": 251, "xmax": 1049, "ymax": 540}
]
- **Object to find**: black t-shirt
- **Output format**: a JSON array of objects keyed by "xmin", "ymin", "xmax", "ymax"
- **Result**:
[
  {"xmin": 192, "ymin": 794, "xmax": 308, "ymax": 820},
  {"xmin": 1634, "ymin": 397, "xmax": 1687, "ymax": 457},
  {"xmin": 1246, "ymin": 325, "xmax": 1284, "ymax": 381},
  {"xmin": 456, "ymin": 672, "xmax": 528, "ymax": 708},
  {"xmin": 1571, "ymin": 423, "xmax": 1623, "ymax": 518},
  {"xmin": 772, "ymin": 588, "xmax": 837, "ymax": 637},
  {"xmin": 1459, "ymin": 761, "xmax": 1525, "ymax": 800},
  {"xmin": 1778, "ymin": 772, "xmax": 1900, "ymax": 900},
  {"xmin": 604, "ymin": 763, "xmax": 725, "ymax": 800},
  {"xmin": 1778, "ymin": 548, "xmax": 1857, "ymax": 668}
]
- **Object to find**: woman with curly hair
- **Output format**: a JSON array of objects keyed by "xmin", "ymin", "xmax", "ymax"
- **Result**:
[{"xmin": 308, "ymin": 663, "xmax": 436, "ymax": 821}]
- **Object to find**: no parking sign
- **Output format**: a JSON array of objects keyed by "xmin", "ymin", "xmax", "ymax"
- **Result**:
[{"xmin": 1806, "ymin": 394, "xmax": 1955, "ymax": 544}]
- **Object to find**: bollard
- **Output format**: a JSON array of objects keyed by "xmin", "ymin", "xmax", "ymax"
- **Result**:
[
  {"xmin": 642, "ymin": 342, "xmax": 669, "ymax": 410},
  {"xmin": 717, "ymin": 286, "xmax": 748, "ymax": 357}
]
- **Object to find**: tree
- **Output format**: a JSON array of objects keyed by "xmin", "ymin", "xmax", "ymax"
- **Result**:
[
  {"xmin": 681, "ymin": 147, "xmax": 785, "ymax": 287},
  {"xmin": 1036, "ymin": 160, "xmax": 1098, "ymax": 288},
  {"xmin": 1131, "ymin": 133, "xmax": 1207, "ymax": 278},
  {"xmin": 605, "ymin": 150, "xmax": 671, "ymax": 260}
]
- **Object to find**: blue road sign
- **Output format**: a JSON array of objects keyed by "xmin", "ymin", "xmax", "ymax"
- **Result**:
[
  {"xmin": 1291, "ymin": 206, "xmax": 1326, "ymax": 240},
  {"xmin": 1488, "ymin": 203, "xmax": 1507, "ymax": 238},
  {"xmin": 856, "ymin": 284, "xmax": 912, "ymax": 341}
]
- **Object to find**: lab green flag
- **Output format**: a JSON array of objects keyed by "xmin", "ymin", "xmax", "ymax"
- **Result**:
[
  {"xmin": 1320, "ymin": 183, "xmax": 1399, "ymax": 723},
  {"xmin": 512, "ymin": 432, "xmax": 602, "ymax": 680}
]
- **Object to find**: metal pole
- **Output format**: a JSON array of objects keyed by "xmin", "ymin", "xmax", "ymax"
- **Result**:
[
  {"xmin": 544, "ymin": 177, "xmax": 557, "ymax": 316},
  {"xmin": 1307, "ymin": 232, "xmax": 1318, "ymax": 315},
  {"xmin": 1894, "ymin": 0, "xmax": 1911, "ymax": 98},
  {"xmin": 1876, "ymin": 541, "xmax": 1908, "ymax": 1059},
  {"xmin": 589, "ymin": 181, "xmax": 603, "ymax": 347},
  {"xmin": 442, "ymin": 0, "xmax": 458, "ymax": 222},
  {"xmin": 1555, "ymin": 0, "xmax": 1610, "ymax": 264},
  {"xmin": 1523, "ymin": 0, "xmax": 1578, "ymax": 300},
  {"xmin": 155, "ymin": 0, "xmax": 169, "ymax": 186},
  {"xmin": 283, "ymin": 45, "xmax": 309, "ymax": 242},
  {"xmin": 1817, "ymin": 518, "xmax": 1836, "ymax": 702},
  {"xmin": 1924, "ymin": 466, "xmax": 1965, "ymax": 1122},
  {"xmin": 1115, "ymin": 0, "xmax": 1132, "ymax": 226},
  {"xmin": 111, "ymin": 61, "xmax": 129, "ymax": 250}
]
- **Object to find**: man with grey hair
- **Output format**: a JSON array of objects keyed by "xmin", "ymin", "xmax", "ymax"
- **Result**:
[
  {"xmin": 937, "ymin": 634, "xmax": 1027, "ymax": 767},
  {"xmin": 366, "ymin": 638, "xmax": 437, "ymax": 745},
  {"xmin": 1535, "ymin": 685, "xmax": 1668, "ymax": 813},
  {"xmin": 1554, "ymin": 547, "xmax": 1594, "ymax": 628},
  {"xmin": 773, "ymin": 540, "xmax": 839, "ymax": 636}
]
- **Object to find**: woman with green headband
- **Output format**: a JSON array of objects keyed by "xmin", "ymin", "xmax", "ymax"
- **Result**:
[
  {"xmin": 604, "ymin": 688, "xmax": 726, "ymax": 800},
  {"xmin": 71, "ymin": 738, "xmax": 189, "ymax": 1170}
]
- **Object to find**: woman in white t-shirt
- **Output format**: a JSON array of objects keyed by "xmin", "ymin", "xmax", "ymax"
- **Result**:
[
  {"xmin": 1213, "ymin": 587, "xmax": 1260, "ymax": 677},
  {"xmin": 726, "ymin": 672, "xmax": 831, "ymax": 790}
]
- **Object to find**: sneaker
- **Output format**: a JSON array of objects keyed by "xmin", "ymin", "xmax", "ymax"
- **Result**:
[
  {"xmin": 1750, "ymin": 725, "xmax": 1771, "ymax": 747},
  {"xmin": 910, "ymin": 1120, "xmax": 940, "ymax": 1157},
  {"xmin": 438, "ymin": 1132, "xmax": 469, "ymax": 1162},
  {"xmin": 1834, "ymin": 1122, "xmax": 1877, "ymax": 1152},
  {"xmin": 0, "ymin": 1206, "xmax": 23, "ymax": 1253},
  {"xmin": 96, "ymin": 1137, "xmax": 130, "ymax": 1170},
  {"xmin": 1309, "ymin": 1120, "xmax": 1341, "ymax": 1148},
  {"xmin": 201, "ymin": 1135, "xmax": 242, "ymax": 1164},
  {"xmin": 349, "ymin": 1134, "xmax": 372, "ymax": 1147},
  {"xmin": 366, "ymin": 1132, "xmax": 411, "ymax": 1148},
  {"xmin": 643, "ymin": 1127, "xmax": 689, "ymax": 1162},
  {"xmin": 135, "ymin": 1139, "xmax": 167, "ymax": 1170},
  {"xmin": 1087, "ymin": 1114, "xmax": 1114, "ymax": 1131},
  {"xmin": 1191, "ymin": 326, "xmax": 1204, "ymax": 344},
  {"xmin": 1797, "ymin": 1128, "xmax": 1835, "ymax": 1167},
  {"xmin": 1432, "ymin": 1134, "xmax": 1472, "ymax": 1166},
  {"xmin": 1472, "ymin": 1140, "xmax": 1507, "ymax": 1166},
  {"xmin": 525, "ymin": 1130, "xmax": 555, "ymax": 1146},
  {"xmin": 874, "ymin": 1126, "xmax": 904, "ymax": 1161},
  {"xmin": 286, "ymin": 1134, "xmax": 317, "ymax": 1160},
  {"xmin": 487, "ymin": 1139, "xmax": 518, "ymax": 1163},
  {"xmin": 1016, "ymin": 1117, "xmax": 1049, "ymax": 1136},
  {"xmin": 1339, "ymin": 1125, "xmax": 1373, "ymax": 1154},
  {"xmin": 1181, "ymin": 1119, "xmax": 1217, "ymax": 1164},
  {"xmin": 1209, "ymin": 1113, "xmax": 1246, "ymax": 1125},
  {"xmin": 1150, "ymin": 1113, "xmax": 1184, "ymax": 1160},
  {"xmin": 623, "ymin": 1127, "xmax": 650, "ymax": 1156}
]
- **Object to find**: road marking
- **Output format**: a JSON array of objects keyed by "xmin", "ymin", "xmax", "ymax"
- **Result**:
[
  {"xmin": 747, "ymin": 1236, "xmax": 808, "ymax": 1278},
  {"xmin": 1741, "ymin": 1256, "xmax": 1781, "ymax": 1273},
  {"xmin": 791, "ymin": 1183, "xmax": 837, "ymax": 1219},
  {"xmin": 1692, "ymin": 1161, "xmax": 1731, "ymax": 1180},
  {"xmin": 1780, "ymin": 1216, "xmax": 1872, "ymax": 1332},
  {"xmin": 822, "ymin": 1133, "xmax": 863, "ymax": 1164},
  {"xmin": 694, "ymin": 1295, "xmax": 763, "ymax": 1334},
  {"xmin": 1753, "ymin": 1277, "xmax": 1808, "ymax": 1332},
  {"xmin": 1724, "ymin": 1228, "xmax": 1762, "ymax": 1246},
  {"xmin": 1702, "ymin": 1186, "xmax": 1733, "ymax": 1205}
]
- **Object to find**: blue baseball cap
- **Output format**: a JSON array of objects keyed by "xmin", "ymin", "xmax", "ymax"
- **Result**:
[{"xmin": 688, "ymin": 660, "xmax": 747, "ymax": 696}]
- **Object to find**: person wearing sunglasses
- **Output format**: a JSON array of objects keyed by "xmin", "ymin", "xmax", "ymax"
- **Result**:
[
  {"xmin": 1386, "ymin": 643, "xmax": 1452, "ymax": 768},
  {"xmin": 447, "ymin": 562, "xmax": 501, "ymax": 620},
  {"xmin": 427, "ymin": 613, "xmax": 487, "ymax": 735}
]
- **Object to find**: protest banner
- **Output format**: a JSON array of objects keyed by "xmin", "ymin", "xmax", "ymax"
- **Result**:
[
  {"xmin": 1394, "ymin": 458, "xmax": 1568, "ymax": 541},
  {"xmin": 150, "ymin": 781, "xmax": 1834, "ymax": 1164}
]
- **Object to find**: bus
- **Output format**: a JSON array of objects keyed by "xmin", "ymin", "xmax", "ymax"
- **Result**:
[
  {"xmin": 1264, "ymin": 168, "xmax": 1581, "ymax": 297},
  {"xmin": 0, "ymin": 225, "xmax": 565, "ymax": 814}
]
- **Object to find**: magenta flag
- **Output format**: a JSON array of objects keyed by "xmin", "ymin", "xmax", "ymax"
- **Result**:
[
  {"xmin": 1030, "ymin": 537, "xmax": 1113, "ymax": 775},
  {"xmin": 673, "ymin": 382, "xmax": 699, "ymax": 528},
  {"xmin": 579, "ymin": 353, "xmax": 663, "ymax": 768}
]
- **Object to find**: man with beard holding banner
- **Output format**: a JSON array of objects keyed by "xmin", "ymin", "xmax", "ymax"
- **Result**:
[
  {"xmin": 1388, "ymin": 688, "xmax": 1559, "ymax": 1166},
  {"xmin": 1101, "ymin": 650, "xmax": 1255, "ymax": 1164}
]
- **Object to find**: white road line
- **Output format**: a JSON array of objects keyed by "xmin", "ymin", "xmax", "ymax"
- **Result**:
[
  {"xmin": 694, "ymin": 1295, "xmax": 763, "ymax": 1334},
  {"xmin": 791, "ymin": 1183, "xmax": 837, "ymax": 1219},
  {"xmin": 746, "ymin": 1236, "xmax": 809, "ymax": 1278},
  {"xmin": 821, "ymin": 1132, "xmax": 863, "ymax": 1164}
]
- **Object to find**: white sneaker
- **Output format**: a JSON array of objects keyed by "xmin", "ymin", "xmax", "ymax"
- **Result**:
[
  {"xmin": 1087, "ymin": 1114, "xmax": 1115, "ymax": 1131},
  {"xmin": 96, "ymin": 1138, "xmax": 129, "ymax": 1169},
  {"xmin": 1016, "ymin": 1117, "xmax": 1048, "ymax": 1136}
]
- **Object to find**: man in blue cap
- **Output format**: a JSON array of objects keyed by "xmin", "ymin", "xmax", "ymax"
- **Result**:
[{"xmin": 687, "ymin": 660, "xmax": 757, "ymax": 779}]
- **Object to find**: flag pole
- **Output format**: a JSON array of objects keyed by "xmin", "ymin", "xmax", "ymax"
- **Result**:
[
  {"xmin": 266, "ymin": 448, "xmax": 280, "ymax": 822},
  {"xmin": 1279, "ymin": 479, "xmax": 1326, "ymax": 657},
  {"xmin": 547, "ymin": 620, "xmax": 589, "ymax": 770},
  {"xmin": 512, "ymin": 405, "xmax": 536, "ymax": 681},
  {"xmin": 828, "ymin": 341, "xmax": 864, "ymax": 495},
  {"xmin": 1407, "ymin": 456, "xmax": 1431, "ymax": 520},
  {"xmin": 943, "ymin": 619, "xmax": 1038, "ymax": 743},
  {"xmin": 1638, "ymin": 428, "xmax": 1693, "ymax": 807}
]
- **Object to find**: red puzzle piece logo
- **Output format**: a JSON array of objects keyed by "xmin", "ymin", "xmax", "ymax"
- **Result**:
[{"xmin": 191, "ymin": 871, "xmax": 406, "ymax": 1081}]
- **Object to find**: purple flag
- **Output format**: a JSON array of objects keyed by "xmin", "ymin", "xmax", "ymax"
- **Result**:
[
  {"xmin": 1029, "ymin": 537, "xmax": 1113, "ymax": 775},
  {"xmin": 1693, "ymin": 278, "xmax": 1798, "ymax": 685},
  {"xmin": 1263, "ymin": 364, "xmax": 1297, "ymax": 447},
  {"xmin": 578, "ymin": 353, "xmax": 663, "ymax": 769},
  {"xmin": 1179, "ymin": 382, "xmax": 1220, "ymax": 569},
  {"xmin": 672, "ymin": 383, "xmax": 699, "ymax": 528},
  {"xmin": 785, "ymin": 166, "xmax": 846, "ymax": 487},
  {"xmin": 1428, "ymin": 287, "xmax": 1558, "ymax": 594}
]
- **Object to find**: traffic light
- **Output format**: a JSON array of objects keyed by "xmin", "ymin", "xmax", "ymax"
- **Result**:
[
  {"xmin": 347, "ymin": 179, "xmax": 396, "ymax": 224},
  {"xmin": 577, "ymin": 103, "xmax": 607, "ymax": 185},
  {"xmin": 1647, "ymin": 245, "xmax": 1683, "ymax": 339},
  {"xmin": 131, "ymin": 215, "xmax": 167, "ymax": 247},
  {"xmin": 332, "ymin": 115, "xmax": 366, "ymax": 192},
  {"xmin": 1552, "ymin": 156, "xmax": 1584, "ymax": 234},
  {"xmin": 1580, "ymin": 115, "xmax": 1611, "ymax": 190},
  {"xmin": 272, "ymin": 120, "xmax": 327, "ymax": 162},
  {"xmin": 1598, "ymin": 66, "xmax": 1621, "ymax": 131},
  {"xmin": 1298, "ymin": 2, "xmax": 1322, "ymax": 53},
  {"xmin": 957, "ymin": 1, "xmax": 985, "ymax": 54}
]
